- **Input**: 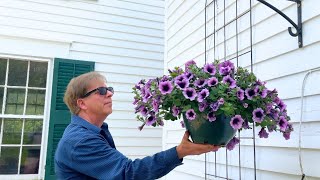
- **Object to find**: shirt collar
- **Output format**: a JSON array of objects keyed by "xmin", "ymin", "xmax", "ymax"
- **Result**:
[{"xmin": 71, "ymin": 115, "xmax": 108, "ymax": 134}]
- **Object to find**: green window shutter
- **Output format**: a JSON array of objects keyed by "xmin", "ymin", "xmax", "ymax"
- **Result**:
[{"xmin": 45, "ymin": 58, "xmax": 94, "ymax": 180}]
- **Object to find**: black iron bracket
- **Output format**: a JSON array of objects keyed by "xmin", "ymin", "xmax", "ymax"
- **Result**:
[{"xmin": 257, "ymin": 0, "xmax": 303, "ymax": 48}]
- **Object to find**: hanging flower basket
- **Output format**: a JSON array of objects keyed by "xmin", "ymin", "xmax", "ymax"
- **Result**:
[
  {"xmin": 133, "ymin": 60, "xmax": 293, "ymax": 150},
  {"xmin": 183, "ymin": 114, "xmax": 236, "ymax": 146}
]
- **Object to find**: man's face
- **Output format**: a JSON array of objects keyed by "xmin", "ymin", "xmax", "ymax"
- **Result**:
[{"xmin": 81, "ymin": 80, "xmax": 113, "ymax": 118}]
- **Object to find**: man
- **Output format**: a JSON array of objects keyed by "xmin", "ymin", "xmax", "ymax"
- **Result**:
[{"xmin": 55, "ymin": 71, "xmax": 219, "ymax": 180}]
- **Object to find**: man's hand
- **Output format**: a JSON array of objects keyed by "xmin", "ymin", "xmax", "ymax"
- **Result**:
[{"xmin": 176, "ymin": 131, "xmax": 220, "ymax": 159}]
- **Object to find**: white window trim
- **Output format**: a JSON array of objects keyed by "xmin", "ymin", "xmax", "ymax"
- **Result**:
[{"xmin": 0, "ymin": 54, "xmax": 53, "ymax": 180}]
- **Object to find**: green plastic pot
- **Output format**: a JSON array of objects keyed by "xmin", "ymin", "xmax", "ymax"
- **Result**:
[{"xmin": 183, "ymin": 114, "xmax": 236, "ymax": 146}]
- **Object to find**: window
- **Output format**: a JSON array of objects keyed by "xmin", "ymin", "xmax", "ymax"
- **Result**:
[{"xmin": 0, "ymin": 57, "xmax": 48, "ymax": 175}]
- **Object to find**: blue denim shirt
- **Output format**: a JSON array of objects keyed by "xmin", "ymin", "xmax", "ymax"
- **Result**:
[{"xmin": 55, "ymin": 115, "xmax": 183, "ymax": 180}]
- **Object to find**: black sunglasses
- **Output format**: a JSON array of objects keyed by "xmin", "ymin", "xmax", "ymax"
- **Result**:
[{"xmin": 82, "ymin": 87, "xmax": 114, "ymax": 98}]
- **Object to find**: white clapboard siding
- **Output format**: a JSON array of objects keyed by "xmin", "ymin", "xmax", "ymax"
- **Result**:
[
  {"xmin": 164, "ymin": 0, "xmax": 320, "ymax": 179},
  {"xmin": 0, "ymin": 1, "xmax": 164, "ymax": 179}
]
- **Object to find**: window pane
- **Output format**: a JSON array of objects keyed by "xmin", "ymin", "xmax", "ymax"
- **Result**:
[
  {"xmin": 0, "ymin": 147, "xmax": 20, "ymax": 174},
  {"xmin": 23, "ymin": 120, "xmax": 43, "ymax": 144},
  {"xmin": 2, "ymin": 119, "xmax": 23, "ymax": 144},
  {"xmin": 8, "ymin": 59, "xmax": 28, "ymax": 86},
  {"xmin": 20, "ymin": 146, "xmax": 41, "ymax": 174},
  {"xmin": 29, "ymin": 62, "xmax": 48, "ymax": 88},
  {"xmin": 5, "ymin": 88, "xmax": 25, "ymax": 115},
  {"xmin": 26, "ymin": 90, "xmax": 45, "ymax": 115},
  {"xmin": 0, "ymin": 87, "xmax": 3, "ymax": 113},
  {"xmin": 0, "ymin": 59, "xmax": 7, "ymax": 85}
]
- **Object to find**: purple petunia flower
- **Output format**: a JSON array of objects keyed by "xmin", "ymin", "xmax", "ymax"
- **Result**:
[
  {"xmin": 242, "ymin": 120, "xmax": 250, "ymax": 129},
  {"xmin": 267, "ymin": 124, "xmax": 276, "ymax": 132},
  {"xmin": 186, "ymin": 109, "xmax": 196, "ymax": 121},
  {"xmin": 260, "ymin": 89, "xmax": 268, "ymax": 98},
  {"xmin": 185, "ymin": 60, "xmax": 197, "ymax": 71},
  {"xmin": 258, "ymin": 128, "xmax": 269, "ymax": 138},
  {"xmin": 283, "ymin": 132, "xmax": 291, "ymax": 140},
  {"xmin": 204, "ymin": 63, "xmax": 216, "ymax": 75},
  {"xmin": 175, "ymin": 74, "xmax": 186, "ymax": 82},
  {"xmin": 210, "ymin": 102, "xmax": 220, "ymax": 111},
  {"xmin": 161, "ymin": 75, "xmax": 169, "ymax": 82},
  {"xmin": 146, "ymin": 115, "xmax": 156, "ymax": 126},
  {"xmin": 218, "ymin": 60, "xmax": 235, "ymax": 76},
  {"xmin": 195, "ymin": 79, "xmax": 207, "ymax": 88},
  {"xmin": 265, "ymin": 103, "xmax": 273, "ymax": 114},
  {"xmin": 218, "ymin": 98, "xmax": 224, "ymax": 105},
  {"xmin": 183, "ymin": 88, "xmax": 197, "ymax": 101},
  {"xmin": 142, "ymin": 90, "xmax": 151, "ymax": 103},
  {"xmin": 237, "ymin": 88, "xmax": 245, "ymax": 100},
  {"xmin": 256, "ymin": 80, "xmax": 266, "ymax": 86},
  {"xmin": 180, "ymin": 121, "xmax": 185, "ymax": 128},
  {"xmin": 133, "ymin": 98, "xmax": 139, "ymax": 105},
  {"xmin": 278, "ymin": 116, "xmax": 288, "ymax": 131},
  {"xmin": 230, "ymin": 115, "xmax": 244, "ymax": 130},
  {"xmin": 199, "ymin": 101, "xmax": 208, "ymax": 112},
  {"xmin": 184, "ymin": 72, "xmax": 194, "ymax": 80},
  {"xmin": 277, "ymin": 100, "xmax": 287, "ymax": 112},
  {"xmin": 252, "ymin": 108, "xmax": 265, "ymax": 123},
  {"xmin": 175, "ymin": 79, "xmax": 189, "ymax": 90},
  {"xmin": 226, "ymin": 137, "xmax": 240, "ymax": 151},
  {"xmin": 207, "ymin": 111, "xmax": 216, "ymax": 122},
  {"xmin": 245, "ymin": 88, "xmax": 257, "ymax": 100},
  {"xmin": 172, "ymin": 106, "xmax": 180, "ymax": 117},
  {"xmin": 139, "ymin": 106, "xmax": 148, "ymax": 117},
  {"xmin": 197, "ymin": 89, "xmax": 209, "ymax": 102},
  {"xmin": 273, "ymin": 97, "xmax": 281, "ymax": 104},
  {"xmin": 207, "ymin": 77, "xmax": 218, "ymax": 86},
  {"xmin": 159, "ymin": 81, "xmax": 174, "ymax": 95},
  {"xmin": 152, "ymin": 99, "xmax": 160, "ymax": 112},
  {"xmin": 270, "ymin": 109, "xmax": 279, "ymax": 120},
  {"xmin": 135, "ymin": 81, "xmax": 142, "ymax": 90},
  {"xmin": 222, "ymin": 75, "xmax": 236, "ymax": 88}
]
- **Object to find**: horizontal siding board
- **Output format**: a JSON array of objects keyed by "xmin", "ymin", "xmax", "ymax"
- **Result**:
[
  {"xmin": 166, "ymin": 0, "xmax": 183, "ymax": 18},
  {"xmin": 113, "ymin": 137, "xmax": 162, "ymax": 147},
  {"xmin": 1, "ymin": 0, "xmax": 164, "ymax": 24},
  {"xmin": 108, "ymin": 110, "xmax": 138, "ymax": 120},
  {"xmin": 251, "ymin": 42, "xmax": 320, "ymax": 81},
  {"xmin": 116, "ymin": 146, "xmax": 162, "ymax": 156},
  {"xmin": 73, "ymin": 0, "xmax": 164, "ymax": 15},
  {"xmin": 99, "ymin": 72, "xmax": 162, "ymax": 84},
  {"xmin": 0, "ymin": 34, "xmax": 70, "ymax": 57},
  {"xmin": 69, "ymin": 41, "xmax": 163, "ymax": 54},
  {"xmin": 72, "ymin": 52, "xmax": 163, "ymax": 68},
  {"xmin": 24, "ymin": 0, "xmax": 164, "ymax": 21},
  {"xmin": 167, "ymin": 0, "xmax": 202, "ymax": 46},
  {"xmin": 265, "ymin": 71, "xmax": 320, "ymax": 99},
  {"xmin": 167, "ymin": 0, "xmax": 197, "ymax": 30},
  {"xmin": 109, "ymin": 128, "xmax": 162, "ymax": 138},
  {"xmin": 0, "ymin": 7, "xmax": 164, "ymax": 38},
  {"xmin": 95, "ymin": 62, "xmax": 163, "ymax": 77},
  {"xmin": 172, "ymin": 158, "xmax": 307, "ymax": 180},
  {"xmin": 106, "ymin": 119, "xmax": 145, "ymax": 128},
  {"xmin": 71, "ymin": 43, "xmax": 164, "ymax": 61},
  {"xmin": 0, "ymin": 16, "xmax": 163, "ymax": 45}
]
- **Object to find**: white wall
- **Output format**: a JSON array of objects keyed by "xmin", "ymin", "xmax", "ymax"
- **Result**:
[
  {"xmin": 164, "ymin": 0, "xmax": 320, "ymax": 179},
  {"xmin": 0, "ymin": 0, "xmax": 165, "ymax": 179}
]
